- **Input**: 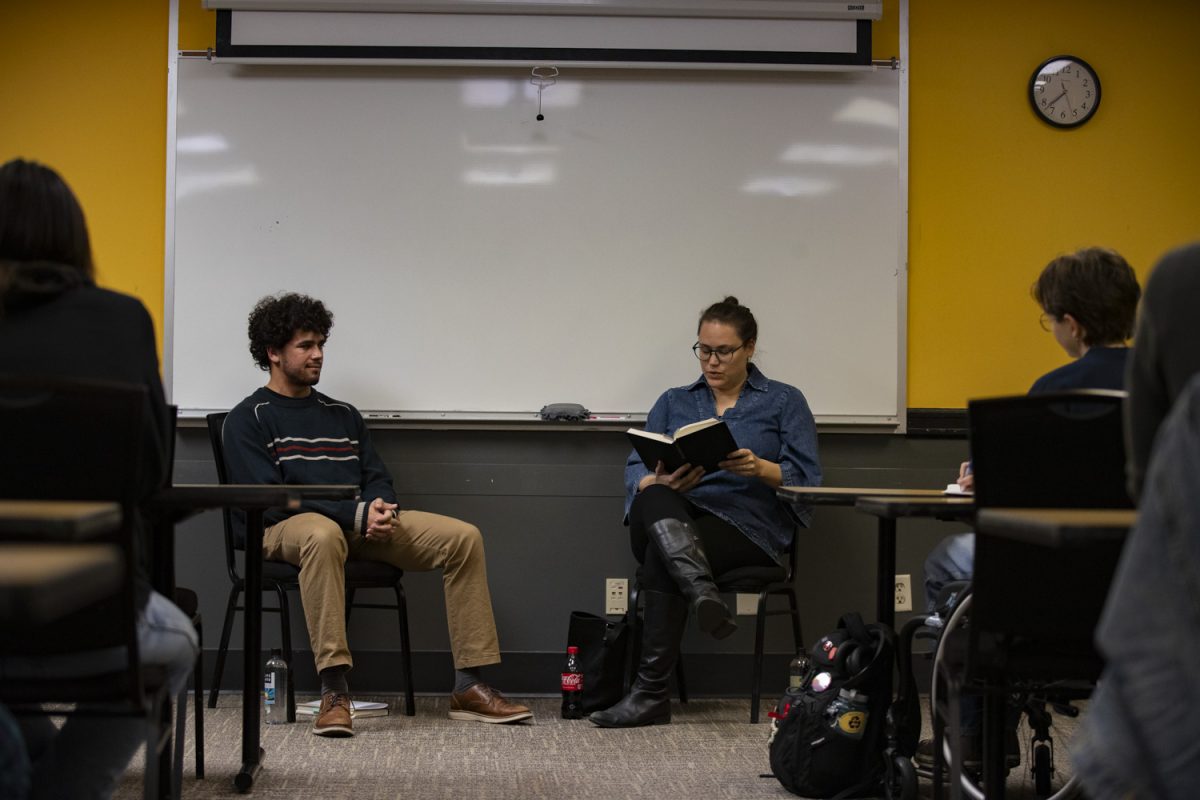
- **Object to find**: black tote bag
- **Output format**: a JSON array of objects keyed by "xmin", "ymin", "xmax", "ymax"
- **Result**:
[{"xmin": 565, "ymin": 611, "xmax": 630, "ymax": 713}]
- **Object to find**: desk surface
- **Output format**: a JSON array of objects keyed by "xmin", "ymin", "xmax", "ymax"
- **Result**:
[
  {"xmin": 977, "ymin": 508, "xmax": 1136, "ymax": 548},
  {"xmin": 777, "ymin": 486, "xmax": 952, "ymax": 506},
  {"xmin": 855, "ymin": 495, "xmax": 976, "ymax": 520},
  {"xmin": 0, "ymin": 500, "xmax": 122, "ymax": 541},
  {"xmin": 0, "ymin": 543, "xmax": 123, "ymax": 626}
]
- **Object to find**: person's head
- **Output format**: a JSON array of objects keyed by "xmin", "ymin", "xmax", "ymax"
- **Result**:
[
  {"xmin": 1032, "ymin": 247, "xmax": 1140, "ymax": 358},
  {"xmin": 1126, "ymin": 241, "xmax": 1200, "ymax": 498},
  {"xmin": 0, "ymin": 159, "xmax": 94, "ymax": 277},
  {"xmin": 247, "ymin": 293, "xmax": 334, "ymax": 396},
  {"xmin": 694, "ymin": 296, "xmax": 757, "ymax": 394}
]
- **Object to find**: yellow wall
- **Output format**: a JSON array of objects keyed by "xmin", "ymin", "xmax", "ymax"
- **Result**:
[
  {"xmin": 0, "ymin": 1, "xmax": 168, "ymax": 337},
  {"xmin": 5, "ymin": 1, "xmax": 1199, "ymax": 409},
  {"xmin": 908, "ymin": 2, "xmax": 1200, "ymax": 406}
]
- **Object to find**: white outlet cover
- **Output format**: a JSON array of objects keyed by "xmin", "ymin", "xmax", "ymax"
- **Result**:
[{"xmin": 735, "ymin": 593, "xmax": 758, "ymax": 616}]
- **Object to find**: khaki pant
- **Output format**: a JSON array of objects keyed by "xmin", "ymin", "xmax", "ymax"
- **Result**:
[{"xmin": 263, "ymin": 510, "xmax": 501, "ymax": 673}]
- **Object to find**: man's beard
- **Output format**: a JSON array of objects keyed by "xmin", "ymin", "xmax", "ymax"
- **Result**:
[{"xmin": 283, "ymin": 362, "xmax": 320, "ymax": 386}]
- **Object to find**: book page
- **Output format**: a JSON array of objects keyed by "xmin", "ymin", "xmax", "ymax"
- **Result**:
[
  {"xmin": 627, "ymin": 428, "xmax": 673, "ymax": 444},
  {"xmin": 674, "ymin": 417, "xmax": 722, "ymax": 439}
]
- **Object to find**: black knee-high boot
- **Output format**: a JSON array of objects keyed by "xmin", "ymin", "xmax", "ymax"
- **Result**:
[
  {"xmin": 645, "ymin": 518, "xmax": 736, "ymax": 639},
  {"xmin": 590, "ymin": 590, "xmax": 687, "ymax": 727}
]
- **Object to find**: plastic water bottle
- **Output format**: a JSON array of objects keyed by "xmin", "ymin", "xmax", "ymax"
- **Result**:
[
  {"xmin": 788, "ymin": 653, "xmax": 812, "ymax": 689},
  {"xmin": 561, "ymin": 645, "xmax": 583, "ymax": 719},
  {"xmin": 263, "ymin": 648, "xmax": 288, "ymax": 724}
]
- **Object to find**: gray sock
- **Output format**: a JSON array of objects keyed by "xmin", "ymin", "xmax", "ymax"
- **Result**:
[
  {"xmin": 320, "ymin": 665, "xmax": 350, "ymax": 696},
  {"xmin": 453, "ymin": 667, "xmax": 482, "ymax": 694}
]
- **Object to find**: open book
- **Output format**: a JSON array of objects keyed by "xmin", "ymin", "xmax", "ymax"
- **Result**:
[
  {"xmin": 626, "ymin": 418, "xmax": 738, "ymax": 473},
  {"xmin": 297, "ymin": 699, "xmax": 390, "ymax": 718}
]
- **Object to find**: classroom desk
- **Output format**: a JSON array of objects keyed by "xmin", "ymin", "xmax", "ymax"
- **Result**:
[
  {"xmin": 152, "ymin": 483, "xmax": 356, "ymax": 794},
  {"xmin": 0, "ymin": 543, "xmax": 122, "ymax": 628},
  {"xmin": 0, "ymin": 500, "xmax": 125, "ymax": 628},
  {"xmin": 777, "ymin": 487, "xmax": 973, "ymax": 628},
  {"xmin": 975, "ymin": 507, "xmax": 1135, "ymax": 547},
  {"xmin": 953, "ymin": 507, "xmax": 1134, "ymax": 800},
  {"xmin": 0, "ymin": 499, "xmax": 122, "ymax": 541}
]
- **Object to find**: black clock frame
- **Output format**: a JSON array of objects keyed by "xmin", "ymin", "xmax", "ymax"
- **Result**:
[{"xmin": 1029, "ymin": 54, "xmax": 1102, "ymax": 129}]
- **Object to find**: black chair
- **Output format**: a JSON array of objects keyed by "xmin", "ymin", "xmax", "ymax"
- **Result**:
[
  {"xmin": 170, "ymin": 587, "xmax": 203, "ymax": 786},
  {"xmin": 0, "ymin": 377, "xmax": 181, "ymax": 800},
  {"xmin": 969, "ymin": 389, "xmax": 1133, "ymax": 511},
  {"xmin": 204, "ymin": 412, "xmax": 416, "ymax": 718},
  {"xmin": 160, "ymin": 406, "xmax": 204, "ymax": 786},
  {"xmin": 627, "ymin": 538, "xmax": 803, "ymax": 724},
  {"xmin": 931, "ymin": 390, "xmax": 1132, "ymax": 799}
]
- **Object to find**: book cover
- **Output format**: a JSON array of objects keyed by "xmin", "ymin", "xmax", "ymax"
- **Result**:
[
  {"xmin": 626, "ymin": 418, "xmax": 738, "ymax": 473},
  {"xmin": 296, "ymin": 699, "xmax": 390, "ymax": 718}
]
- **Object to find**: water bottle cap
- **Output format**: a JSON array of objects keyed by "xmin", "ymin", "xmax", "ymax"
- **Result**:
[{"xmin": 567, "ymin": 646, "xmax": 579, "ymax": 654}]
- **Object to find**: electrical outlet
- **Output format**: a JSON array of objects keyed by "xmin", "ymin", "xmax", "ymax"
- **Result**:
[
  {"xmin": 736, "ymin": 593, "xmax": 758, "ymax": 616},
  {"xmin": 894, "ymin": 574, "xmax": 912, "ymax": 612},
  {"xmin": 605, "ymin": 578, "xmax": 628, "ymax": 616}
]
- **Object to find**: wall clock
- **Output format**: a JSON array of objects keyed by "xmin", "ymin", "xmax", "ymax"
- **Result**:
[{"xmin": 1029, "ymin": 55, "xmax": 1101, "ymax": 128}]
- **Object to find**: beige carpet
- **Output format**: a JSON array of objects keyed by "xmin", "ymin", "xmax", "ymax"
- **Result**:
[{"xmin": 114, "ymin": 695, "xmax": 1081, "ymax": 799}]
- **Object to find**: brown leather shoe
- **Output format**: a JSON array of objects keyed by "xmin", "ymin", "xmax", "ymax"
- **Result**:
[
  {"xmin": 312, "ymin": 692, "xmax": 354, "ymax": 737},
  {"xmin": 448, "ymin": 683, "xmax": 533, "ymax": 724}
]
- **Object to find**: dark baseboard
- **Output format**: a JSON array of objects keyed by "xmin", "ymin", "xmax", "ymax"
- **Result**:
[{"xmin": 199, "ymin": 649, "xmax": 801, "ymax": 699}]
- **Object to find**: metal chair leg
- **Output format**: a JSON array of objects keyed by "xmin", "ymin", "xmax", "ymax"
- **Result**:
[
  {"xmin": 193, "ymin": 616, "xmax": 204, "ymax": 778},
  {"xmin": 208, "ymin": 584, "xmax": 240, "ymax": 709},
  {"xmin": 750, "ymin": 589, "xmax": 769, "ymax": 724},
  {"xmin": 275, "ymin": 583, "xmax": 297, "ymax": 722},
  {"xmin": 394, "ymin": 583, "xmax": 416, "ymax": 716}
]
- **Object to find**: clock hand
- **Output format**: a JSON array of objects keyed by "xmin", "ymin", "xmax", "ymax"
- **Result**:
[
  {"xmin": 1045, "ymin": 89, "xmax": 1068, "ymax": 108},
  {"xmin": 1059, "ymin": 80, "xmax": 1075, "ymax": 111}
]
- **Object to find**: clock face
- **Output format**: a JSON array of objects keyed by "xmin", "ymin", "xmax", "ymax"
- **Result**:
[{"xmin": 1030, "ymin": 56, "xmax": 1101, "ymax": 128}]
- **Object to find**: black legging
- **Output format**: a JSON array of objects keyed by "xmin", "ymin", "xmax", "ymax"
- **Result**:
[{"xmin": 629, "ymin": 484, "xmax": 776, "ymax": 595}]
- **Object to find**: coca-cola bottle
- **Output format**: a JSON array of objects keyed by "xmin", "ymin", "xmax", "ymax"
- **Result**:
[{"xmin": 561, "ymin": 645, "xmax": 583, "ymax": 718}]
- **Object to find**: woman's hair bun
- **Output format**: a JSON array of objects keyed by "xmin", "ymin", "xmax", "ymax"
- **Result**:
[{"xmin": 723, "ymin": 295, "xmax": 740, "ymax": 306}]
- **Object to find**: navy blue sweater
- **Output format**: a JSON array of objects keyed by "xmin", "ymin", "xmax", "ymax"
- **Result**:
[{"xmin": 222, "ymin": 387, "xmax": 396, "ymax": 544}]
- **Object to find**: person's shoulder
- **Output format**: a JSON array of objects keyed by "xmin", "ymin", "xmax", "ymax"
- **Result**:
[
  {"xmin": 1029, "ymin": 360, "xmax": 1078, "ymax": 393},
  {"xmin": 227, "ymin": 387, "xmax": 280, "ymax": 420},
  {"xmin": 65, "ymin": 285, "xmax": 153, "ymax": 328},
  {"xmin": 313, "ymin": 392, "xmax": 364, "ymax": 419},
  {"xmin": 753, "ymin": 367, "xmax": 809, "ymax": 402}
]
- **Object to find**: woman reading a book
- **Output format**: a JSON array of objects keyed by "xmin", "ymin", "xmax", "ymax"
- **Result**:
[{"xmin": 591, "ymin": 296, "xmax": 821, "ymax": 728}]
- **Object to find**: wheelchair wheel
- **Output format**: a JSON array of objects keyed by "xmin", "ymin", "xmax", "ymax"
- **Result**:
[{"xmin": 930, "ymin": 593, "xmax": 1086, "ymax": 800}]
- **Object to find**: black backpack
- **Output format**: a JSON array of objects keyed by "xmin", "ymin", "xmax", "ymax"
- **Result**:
[{"xmin": 767, "ymin": 613, "xmax": 919, "ymax": 799}]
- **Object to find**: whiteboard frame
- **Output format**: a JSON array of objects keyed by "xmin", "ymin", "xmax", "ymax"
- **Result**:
[{"xmin": 163, "ymin": 1, "xmax": 910, "ymax": 430}]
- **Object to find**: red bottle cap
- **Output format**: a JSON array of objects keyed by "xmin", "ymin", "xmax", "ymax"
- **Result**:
[{"xmin": 567, "ymin": 646, "xmax": 579, "ymax": 653}]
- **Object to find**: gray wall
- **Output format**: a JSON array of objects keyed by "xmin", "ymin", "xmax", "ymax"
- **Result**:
[{"xmin": 173, "ymin": 424, "xmax": 970, "ymax": 697}]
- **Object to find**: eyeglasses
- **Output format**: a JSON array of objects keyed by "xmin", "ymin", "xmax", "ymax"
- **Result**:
[
  {"xmin": 1038, "ymin": 312, "xmax": 1058, "ymax": 332},
  {"xmin": 692, "ymin": 342, "xmax": 746, "ymax": 363}
]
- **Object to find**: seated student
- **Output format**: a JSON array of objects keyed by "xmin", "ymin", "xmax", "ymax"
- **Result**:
[
  {"xmin": 1073, "ymin": 242, "xmax": 1200, "ymax": 799},
  {"xmin": 590, "ymin": 296, "xmax": 821, "ymax": 728},
  {"xmin": 923, "ymin": 246, "xmax": 1141, "ymax": 610},
  {"xmin": 222, "ymin": 293, "xmax": 532, "ymax": 737},
  {"xmin": 916, "ymin": 247, "xmax": 1141, "ymax": 770},
  {"xmin": 0, "ymin": 158, "xmax": 199, "ymax": 799}
]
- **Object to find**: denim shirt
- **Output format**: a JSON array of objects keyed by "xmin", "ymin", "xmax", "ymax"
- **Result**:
[{"xmin": 623, "ymin": 363, "xmax": 821, "ymax": 564}]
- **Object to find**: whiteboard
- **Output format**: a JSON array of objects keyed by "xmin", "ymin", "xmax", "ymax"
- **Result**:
[{"xmin": 170, "ymin": 59, "xmax": 902, "ymax": 422}]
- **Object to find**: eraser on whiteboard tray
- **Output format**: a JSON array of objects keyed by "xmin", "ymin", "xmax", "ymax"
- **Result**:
[{"xmin": 539, "ymin": 403, "xmax": 591, "ymax": 422}]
